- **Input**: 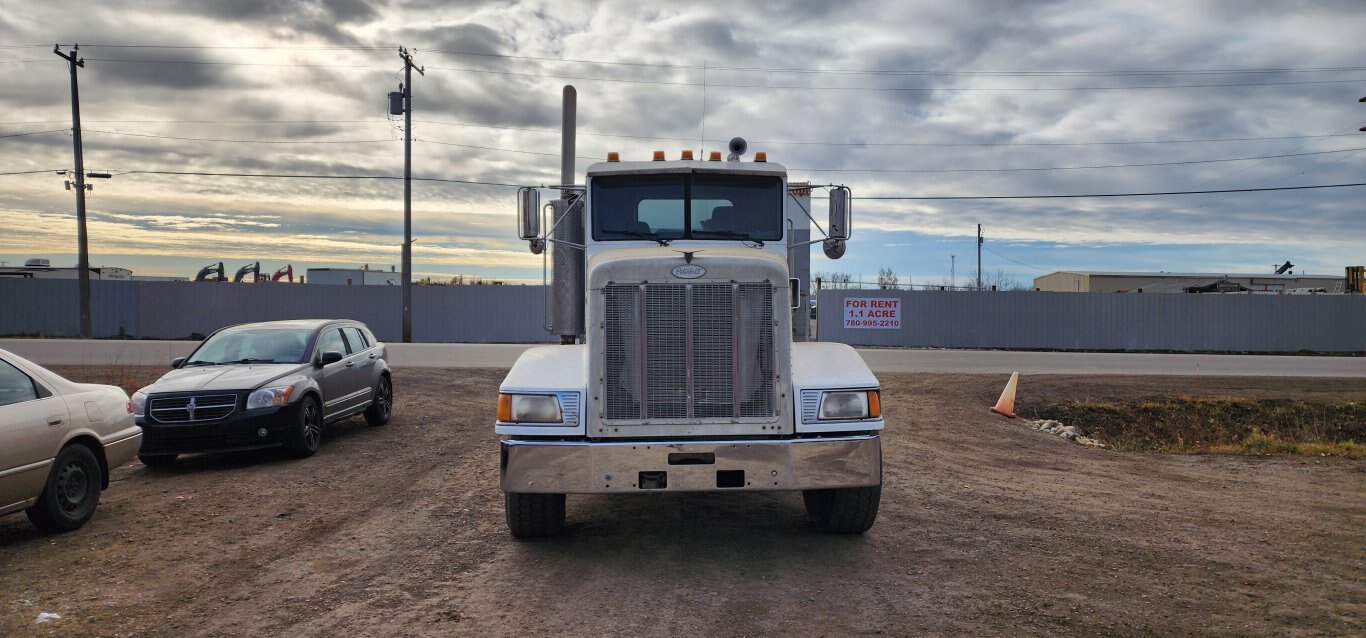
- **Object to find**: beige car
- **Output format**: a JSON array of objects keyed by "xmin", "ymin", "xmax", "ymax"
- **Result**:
[{"xmin": 0, "ymin": 348, "xmax": 142, "ymax": 532}]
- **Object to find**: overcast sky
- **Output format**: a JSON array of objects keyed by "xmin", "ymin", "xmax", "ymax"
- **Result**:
[{"xmin": 1, "ymin": 0, "xmax": 1362, "ymax": 285}]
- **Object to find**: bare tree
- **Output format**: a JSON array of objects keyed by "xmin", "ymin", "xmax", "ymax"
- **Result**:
[
  {"xmin": 877, "ymin": 267, "xmax": 899, "ymax": 290},
  {"xmin": 967, "ymin": 268, "xmax": 1030, "ymax": 291},
  {"xmin": 815, "ymin": 271, "xmax": 854, "ymax": 289}
]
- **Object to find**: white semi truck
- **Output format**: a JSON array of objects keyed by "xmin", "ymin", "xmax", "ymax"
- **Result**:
[{"xmin": 497, "ymin": 101, "xmax": 882, "ymax": 537}]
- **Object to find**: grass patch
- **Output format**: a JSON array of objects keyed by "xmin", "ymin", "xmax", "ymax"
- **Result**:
[{"xmin": 1031, "ymin": 398, "xmax": 1363, "ymax": 459}]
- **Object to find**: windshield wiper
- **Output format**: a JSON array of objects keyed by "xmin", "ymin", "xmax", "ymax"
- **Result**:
[
  {"xmin": 182, "ymin": 360, "xmax": 220, "ymax": 367},
  {"xmin": 230, "ymin": 358, "xmax": 279, "ymax": 364},
  {"xmin": 693, "ymin": 230, "xmax": 764, "ymax": 246},
  {"xmin": 602, "ymin": 228, "xmax": 671, "ymax": 246}
]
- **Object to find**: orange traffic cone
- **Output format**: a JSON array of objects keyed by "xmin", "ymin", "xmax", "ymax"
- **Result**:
[{"xmin": 989, "ymin": 371, "xmax": 1019, "ymax": 418}]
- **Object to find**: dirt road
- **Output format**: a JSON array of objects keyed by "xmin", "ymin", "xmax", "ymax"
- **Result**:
[{"xmin": 2, "ymin": 369, "xmax": 1361, "ymax": 637}]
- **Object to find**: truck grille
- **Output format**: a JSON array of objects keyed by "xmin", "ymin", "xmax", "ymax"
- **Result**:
[
  {"xmin": 604, "ymin": 283, "xmax": 775, "ymax": 421},
  {"xmin": 149, "ymin": 394, "xmax": 238, "ymax": 423}
]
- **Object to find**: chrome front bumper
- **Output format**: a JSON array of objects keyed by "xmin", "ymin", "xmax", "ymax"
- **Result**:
[{"xmin": 500, "ymin": 435, "xmax": 881, "ymax": 494}]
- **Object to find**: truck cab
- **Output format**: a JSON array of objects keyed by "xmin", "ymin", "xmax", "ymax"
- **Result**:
[{"xmin": 498, "ymin": 146, "xmax": 883, "ymax": 537}]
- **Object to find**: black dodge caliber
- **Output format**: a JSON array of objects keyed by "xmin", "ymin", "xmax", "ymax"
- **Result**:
[{"xmin": 131, "ymin": 319, "xmax": 392, "ymax": 467}]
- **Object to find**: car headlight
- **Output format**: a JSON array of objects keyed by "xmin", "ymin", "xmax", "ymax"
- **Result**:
[
  {"xmin": 819, "ymin": 390, "xmax": 881, "ymax": 420},
  {"xmin": 131, "ymin": 391, "xmax": 148, "ymax": 417},
  {"xmin": 247, "ymin": 386, "xmax": 294, "ymax": 410},
  {"xmin": 497, "ymin": 393, "xmax": 562, "ymax": 423}
]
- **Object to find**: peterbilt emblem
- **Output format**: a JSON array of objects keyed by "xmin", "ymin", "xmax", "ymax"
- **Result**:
[{"xmin": 672, "ymin": 265, "xmax": 706, "ymax": 279}]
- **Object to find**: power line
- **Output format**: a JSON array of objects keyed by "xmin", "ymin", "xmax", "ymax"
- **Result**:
[
  {"xmin": 112, "ymin": 169, "xmax": 528, "ymax": 187},
  {"xmin": 83, "ymin": 129, "xmax": 395, "ymax": 144},
  {"xmin": 423, "ymin": 64, "xmax": 1366, "ymax": 91},
  {"xmin": 982, "ymin": 246, "xmax": 1050, "ymax": 272},
  {"xmin": 0, "ymin": 168, "xmax": 66, "ymax": 176},
  {"xmin": 71, "ymin": 44, "xmax": 391, "ymax": 51},
  {"xmin": 856, "ymin": 182, "xmax": 1366, "ymax": 200},
  {"xmin": 418, "ymin": 48, "xmax": 1366, "ymax": 77},
  {"xmin": 68, "ymin": 56, "xmax": 1365, "ymax": 90},
  {"xmin": 789, "ymin": 146, "xmax": 1366, "ymax": 173},
  {"xmin": 0, "ymin": 128, "xmax": 67, "ymax": 139},
  {"xmin": 3, "ymin": 117, "xmax": 1359, "ymax": 149}
]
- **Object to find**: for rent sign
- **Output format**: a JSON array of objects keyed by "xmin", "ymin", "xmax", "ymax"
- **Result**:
[{"xmin": 843, "ymin": 297, "xmax": 901, "ymax": 329}]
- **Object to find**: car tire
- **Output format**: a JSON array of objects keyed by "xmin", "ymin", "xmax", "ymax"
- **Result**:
[
  {"xmin": 283, "ymin": 396, "xmax": 322, "ymax": 459},
  {"xmin": 505, "ymin": 492, "xmax": 566, "ymax": 538},
  {"xmin": 26, "ymin": 444, "xmax": 103, "ymax": 533},
  {"xmin": 138, "ymin": 453, "xmax": 177, "ymax": 468},
  {"xmin": 363, "ymin": 375, "xmax": 392, "ymax": 427},
  {"xmin": 802, "ymin": 484, "xmax": 881, "ymax": 534}
]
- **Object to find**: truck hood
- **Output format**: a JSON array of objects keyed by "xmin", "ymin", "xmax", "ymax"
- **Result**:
[
  {"xmin": 587, "ymin": 245, "xmax": 789, "ymax": 287},
  {"xmin": 147, "ymin": 363, "xmax": 307, "ymax": 393}
]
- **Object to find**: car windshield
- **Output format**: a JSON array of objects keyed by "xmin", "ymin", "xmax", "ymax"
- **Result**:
[
  {"xmin": 184, "ymin": 328, "xmax": 312, "ymax": 365},
  {"xmin": 591, "ymin": 173, "xmax": 783, "ymax": 243}
]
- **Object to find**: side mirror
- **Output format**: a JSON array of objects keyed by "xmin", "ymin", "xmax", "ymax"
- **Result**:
[
  {"xmin": 828, "ymin": 186, "xmax": 851, "ymax": 240},
  {"xmin": 318, "ymin": 351, "xmax": 344, "ymax": 366},
  {"xmin": 518, "ymin": 187, "xmax": 540, "ymax": 241},
  {"xmin": 171, "ymin": 357, "xmax": 185, "ymax": 369}
]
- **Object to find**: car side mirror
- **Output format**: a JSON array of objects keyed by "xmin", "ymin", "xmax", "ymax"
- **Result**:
[
  {"xmin": 171, "ymin": 357, "xmax": 185, "ymax": 369},
  {"xmin": 318, "ymin": 351, "xmax": 344, "ymax": 366}
]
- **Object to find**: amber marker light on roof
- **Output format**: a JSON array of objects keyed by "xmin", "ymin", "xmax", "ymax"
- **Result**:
[
  {"xmin": 681, "ymin": 150, "xmax": 694, "ymax": 160},
  {"xmin": 709, "ymin": 151, "xmax": 722, "ymax": 161},
  {"xmin": 754, "ymin": 152, "xmax": 767, "ymax": 162},
  {"xmin": 607, "ymin": 152, "xmax": 620, "ymax": 162},
  {"xmin": 652, "ymin": 150, "xmax": 666, "ymax": 161}
]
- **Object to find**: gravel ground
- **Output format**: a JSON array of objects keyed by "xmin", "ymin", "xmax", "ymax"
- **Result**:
[{"xmin": 1, "ymin": 368, "xmax": 1361, "ymax": 637}]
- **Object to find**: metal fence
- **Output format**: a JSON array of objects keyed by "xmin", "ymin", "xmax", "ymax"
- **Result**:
[
  {"xmin": 0, "ymin": 279, "xmax": 555, "ymax": 343},
  {"xmin": 5, "ymin": 280, "xmax": 1365, "ymax": 351},
  {"xmin": 816, "ymin": 289, "xmax": 1366, "ymax": 353}
]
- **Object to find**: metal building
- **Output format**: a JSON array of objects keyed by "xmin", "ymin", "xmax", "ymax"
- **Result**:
[{"xmin": 1033, "ymin": 270, "xmax": 1346, "ymax": 293}]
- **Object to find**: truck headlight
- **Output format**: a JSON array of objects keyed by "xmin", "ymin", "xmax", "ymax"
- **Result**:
[
  {"xmin": 498, "ymin": 393, "xmax": 562, "ymax": 423},
  {"xmin": 131, "ymin": 390, "xmax": 147, "ymax": 417},
  {"xmin": 247, "ymin": 386, "xmax": 294, "ymax": 409},
  {"xmin": 819, "ymin": 390, "xmax": 881, "ymax": 420}
]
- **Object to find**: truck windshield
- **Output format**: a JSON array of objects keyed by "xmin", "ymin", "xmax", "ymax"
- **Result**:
[{"xmin": 591, "ymin": 173, "xmax": 784, "ymax": 243}]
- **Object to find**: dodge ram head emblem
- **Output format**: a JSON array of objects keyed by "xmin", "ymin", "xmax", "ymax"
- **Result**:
[
  {"xmin": 186, "ymin": 397, "xmax": 197, "ymax": 421},
  {"xmin": 671, "ymin": 264, "xmax": 705, "ymax": 279}
]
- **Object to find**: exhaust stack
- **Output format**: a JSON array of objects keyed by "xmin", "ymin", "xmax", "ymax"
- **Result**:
[{"xmin": 550, "ymin": 85, "xmax": 585, "ymax": 343}]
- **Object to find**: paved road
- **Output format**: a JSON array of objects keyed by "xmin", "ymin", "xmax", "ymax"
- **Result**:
[{"xmin": 2, "ymin": 339, "xmax": 1360, "ymax": 377}]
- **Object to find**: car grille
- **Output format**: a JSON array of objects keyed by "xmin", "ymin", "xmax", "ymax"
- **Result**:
[
  {"xmin": 604, "ymin": 282, "xmax": 775, "ymax": 421},
  {"xmin": 149, "ymin": 394, "xmax": 239, "ymax": 423}
]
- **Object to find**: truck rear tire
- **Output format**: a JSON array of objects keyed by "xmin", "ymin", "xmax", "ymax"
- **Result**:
[
  {"xmin": 803, "ymin": 484, "xmax": 881, "ymax": 534},
  {"xmin": 505, "ymin": 492, "xmax": 566, "ymax": 538}
]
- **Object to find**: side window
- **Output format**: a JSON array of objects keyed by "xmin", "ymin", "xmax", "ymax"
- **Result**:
[
  {"xmin": 343, "ymin": 327, "xmax": 369, "ymax": 351},
  {"xmin": 317, "ymin": 329, "xmax": 348, "ymax": 357},
  {"xmin": 0, "ymin": 359, "xmax": 40, "ymax": 407}
]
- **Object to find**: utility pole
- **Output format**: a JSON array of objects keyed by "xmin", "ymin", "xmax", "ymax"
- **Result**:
[
  {"xmin": 976, "ymin": 224, "xmax": 983, "ymax": 291},
  {"xmin": 950, "ymin": 254, "xmax": 956, "ymax": 288},
  {"xmin": 397, "ymin": 47, "xmax": 423, "ymax": 343},
  {"xmin": 54, "ymin": 44, "xmax": 91, "ymax": 338}
]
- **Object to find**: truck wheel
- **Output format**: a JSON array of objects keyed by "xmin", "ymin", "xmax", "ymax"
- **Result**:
[
  {"xmin": 803, "ymin": 484, "xmax": 881, "ymax": 534},
  {"xmin": 138, "ymin": 453, "xmax": 177, "ymax": 468},
  {"xmin": 363, "ymin": 376, "xmax": 392, "ymax": 426},
  {"xmin": 505, "ymin": 492, "xmax": 565, "ymax": 538},
  {"xmin": 283, "ymin": 396, "xmax": 322, "ymax": 458},
  {"xmin": 26, "ymin": 444, "xmax": 103, "ymax": 533}
]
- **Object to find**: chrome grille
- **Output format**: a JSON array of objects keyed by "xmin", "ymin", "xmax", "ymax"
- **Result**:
[
  {"xmin": 604, "ymin": 283, "xmax": 775, "ymax": 421},
  {"xmin": 149, "ymin": 394, "xmax": 238, "ymax": 423}
]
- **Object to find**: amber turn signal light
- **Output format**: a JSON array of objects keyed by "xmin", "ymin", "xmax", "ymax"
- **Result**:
[
  {"xmin": 709, "ymin": 151, "xmax": 722, "ymax": 161},
  {"xmin": 754, "ymin": 152, "xmax": 767, "ymax": 162},
  {"xmin": 652, "ymin": 150, "xmax": 665, "ymax": 161},
  {"xmin": 497, "ymin": 393, "xmax": 512, "ymax": 422},
  {"xmin": 607, "ymin": 152, "xmax": 620, "ymax": 162},
  {"xmin": 681, "ymin": 150, "xmax": 694, "ymax": 160},
  {"xmin": 868, "ymin": 391, "xmax": 881, "ymax": 419}
]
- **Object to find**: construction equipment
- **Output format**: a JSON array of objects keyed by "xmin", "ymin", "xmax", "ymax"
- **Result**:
[
  {"xmin": 1347, "ymin": 266, "xmax": 1365, "ymax": 293},
  {"xmin": 193, "ymin": 262, "xmax": 225, "ymax": 282},
  {"xmin": 232, "ymin": 261, "xmax": 260, "ymax": 283},
  {"xmin": 271, "ymin": 264, "xmax": 294, "ymax": 283}
]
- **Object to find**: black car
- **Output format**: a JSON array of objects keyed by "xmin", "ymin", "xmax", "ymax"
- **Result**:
[{"xmin": 131, "ymin": 319, "xmax": 392, "ymax": 466}]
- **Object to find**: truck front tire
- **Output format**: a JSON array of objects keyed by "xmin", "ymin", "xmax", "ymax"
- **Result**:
[
  {"xmin": 505, "ymin": 492, "xmax": 566, "ymax": 538},
  {"xmin": 803, "ymin": 484, "xmax": 881, "ymax": 534}
]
